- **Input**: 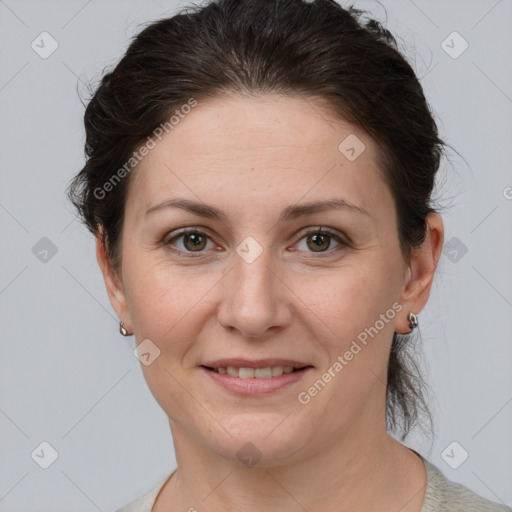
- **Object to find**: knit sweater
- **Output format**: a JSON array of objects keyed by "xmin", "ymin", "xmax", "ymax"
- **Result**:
[{"xmin": 115, "ymin": 455, "xmax": 511, "ymax": 511}]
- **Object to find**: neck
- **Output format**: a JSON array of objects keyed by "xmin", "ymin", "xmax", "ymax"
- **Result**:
[{"xmin": 154, "ymin": 417, "xmax": 426, "ymax": 512}]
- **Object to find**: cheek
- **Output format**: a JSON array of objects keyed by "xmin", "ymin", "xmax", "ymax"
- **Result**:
[
  {"xmin": 121, "ymin": 259, "xmax": 216, "ymax": 418},
  {"xmin": 304, "ymin": 262, "xmax": 397, "ymax": 340},
  {"xmin": 122, "ymin": 251, "xmax": 222, "ymax": 356},
  {"xmin": 302, "ymin": 259, "xmax": 401, "ymax": 407}
]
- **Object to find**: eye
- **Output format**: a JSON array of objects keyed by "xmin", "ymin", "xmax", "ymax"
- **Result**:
[
  {"xmin": 294, "ymin": 227, "xmax": 348, "ymax": 255},
  {"xmin": 164, "ymin": 228, "xmax": 217, "ymax": 257},
  {"xmin": 163, "ymin": 226, "xmax": 349, "ymax": 259}
]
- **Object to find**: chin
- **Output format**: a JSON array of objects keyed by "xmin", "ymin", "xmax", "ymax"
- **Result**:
[{"xmin": 207, "ymin": 413, "xmax": 313, "ymax": 467}]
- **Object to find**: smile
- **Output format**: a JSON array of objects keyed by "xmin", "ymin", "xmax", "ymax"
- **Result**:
[
  {"xmin": 203, "ymin": 366, "xmax": 307, "ymax": 378},
  {"xmin": 200, "ymin": 365, "xmax": 313, "ymax": 395}
]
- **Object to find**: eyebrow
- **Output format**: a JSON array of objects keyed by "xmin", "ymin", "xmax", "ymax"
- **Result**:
[{"xmin": 144, "ymin": 198, "xmax": 370, "ymax": 222}]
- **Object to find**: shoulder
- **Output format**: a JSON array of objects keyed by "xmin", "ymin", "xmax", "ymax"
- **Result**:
[
  {"xmin": 113, "ymin": 474, "xmax": 171, "ymax": 512},
  {"xmin": 112, "ymin": 462, "xmax": 511, "ymax": 512},
  {"xmin": 421, "ymin": 457, "xmax": 511, "ymax": 512}
]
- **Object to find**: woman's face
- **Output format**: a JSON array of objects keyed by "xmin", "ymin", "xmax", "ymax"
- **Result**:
[{"xmin": 100, "ymin": 94, "xmax": 435, "ymax": 465}]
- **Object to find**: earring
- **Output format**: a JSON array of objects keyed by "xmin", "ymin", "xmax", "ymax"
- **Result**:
[
  {"xmin": 408, "ymin": 312, "xmax": 419, "ymax": 333},
  {"xmin": 119, "ymin": 321, "xmax": 129, "ymax": 336}
]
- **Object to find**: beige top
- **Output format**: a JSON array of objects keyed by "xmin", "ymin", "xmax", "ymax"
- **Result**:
[{"xmin": 114, "ymin": 454, "xmax": 511, "ymax": 512}]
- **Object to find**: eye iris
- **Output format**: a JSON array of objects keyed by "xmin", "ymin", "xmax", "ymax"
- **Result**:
[
  {"xmin": 307, "ymin": 233, "xmax": 330, "ymax": 252},
  {"xmin": 184, "ymin": 233, "xmax": 207, "ymax": 251},
  {"xmin": 178, "ymin": 231, "xmax": 335, "ymax": 253}
]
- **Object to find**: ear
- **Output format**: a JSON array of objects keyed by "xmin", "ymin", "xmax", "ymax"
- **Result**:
[
  {"xmin": 95, "ymin": 229, "xmax": 132, "ymax": 333},
  {"xmin": 395, "ymin": 212, "xmax": 444, "ymax": 334}
]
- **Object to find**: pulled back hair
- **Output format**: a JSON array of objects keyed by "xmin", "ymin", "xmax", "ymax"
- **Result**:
[{"xmin": 67, "ymin": 0, "xmax": 450, "ymax": 439}]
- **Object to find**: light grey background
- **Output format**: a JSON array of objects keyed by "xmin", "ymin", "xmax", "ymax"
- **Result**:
[{"xmin": 1, "ymin": 0, "xmax": 511, "ymax": 510}]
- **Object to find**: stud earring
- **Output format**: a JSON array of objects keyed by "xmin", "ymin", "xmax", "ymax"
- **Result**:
[
  {"xmin": 119, "ymin": 321, "xmax": 129, "ymax": 336},
  {"xmin": 408, "ymin": 312, "xmax": 419, "ymax": 333}
]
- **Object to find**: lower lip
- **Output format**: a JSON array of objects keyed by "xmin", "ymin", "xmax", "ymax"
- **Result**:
[{"xmin": 201, "ymin": 366, "xmax": 312, "ymax": 395}]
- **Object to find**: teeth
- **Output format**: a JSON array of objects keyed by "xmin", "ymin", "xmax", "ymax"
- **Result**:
[
  {"xmin": 239, "ymin": 367, "xmax": 255, "ymax": 378},
  {"xmin": 214, "ymin": 366, "xmax": 299, "ymax": 378},
  {"xmin": 226, "ymin": 366, "xmax": 238, "ymax": 377},
  {"xmin": 271, "ymin": 366, "xmax": 283, "ymax": 376},
  {"xmin": 255, "ymin": 367, "xmax": 274, "ymax": 378}
]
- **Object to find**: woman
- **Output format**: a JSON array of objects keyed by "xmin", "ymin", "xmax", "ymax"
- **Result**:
[{"xmin": 67, "ymin": 0, "xmax": 510, "ymax": 510}]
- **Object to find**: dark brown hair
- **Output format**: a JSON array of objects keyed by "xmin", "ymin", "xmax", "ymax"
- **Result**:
[{"xmin": 67, "ymin": 0, "xmax": 451, "ymax": 439}]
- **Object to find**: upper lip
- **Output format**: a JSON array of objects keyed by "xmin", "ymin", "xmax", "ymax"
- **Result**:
[{"xmin": 201, "ymin": 358, "xmax": 313, "ymax": 369}]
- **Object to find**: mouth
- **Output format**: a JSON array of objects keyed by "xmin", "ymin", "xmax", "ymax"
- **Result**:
[
  {"xmin": 200, "ymin": 362, "xmax": 314, "ymax": 395},
  {"xmin": 201, "ymin": 365, "xmax": 312, "ymax": 379}
]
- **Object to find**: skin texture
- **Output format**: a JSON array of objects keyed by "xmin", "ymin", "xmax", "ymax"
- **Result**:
[{"xmin": 97, "ymin": 93, "xmax": 444, "ymax": 512}]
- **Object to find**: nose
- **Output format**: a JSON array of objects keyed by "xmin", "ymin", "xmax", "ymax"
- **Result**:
[{"xmin": 216, "ymin": 249, "xmax": 292, "ymax": 339}]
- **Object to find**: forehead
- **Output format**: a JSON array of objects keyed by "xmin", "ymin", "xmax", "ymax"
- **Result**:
[{"xmin": 127, "ymin": 93, "xmax": 389, "ymax": 215}]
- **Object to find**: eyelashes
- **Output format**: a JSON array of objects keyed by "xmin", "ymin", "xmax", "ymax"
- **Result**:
[
  {"xmin": 162, "ymin": 226, "xmax": 349, "ymax": 259},
  {"xmin": 165, "ymin": 228, "xmax": 214, "ymax": 256},
  {"xmin": 293, "ymin": 227, "xmax": 348, "ymax": 255}
]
